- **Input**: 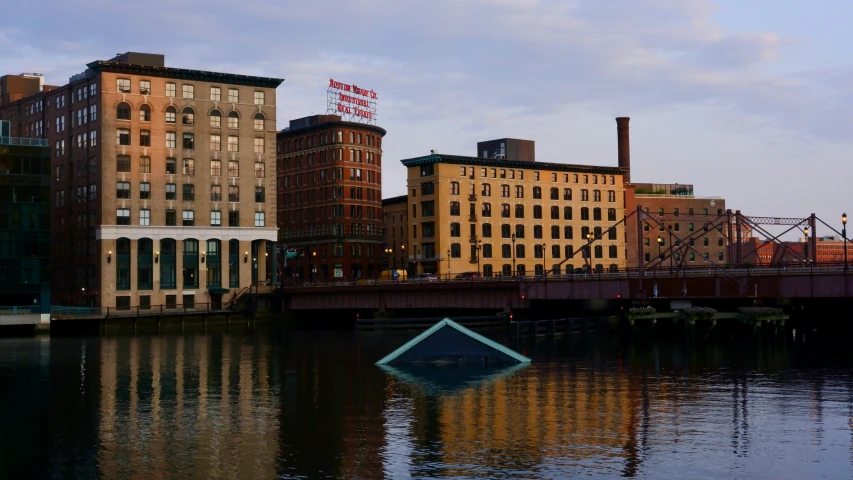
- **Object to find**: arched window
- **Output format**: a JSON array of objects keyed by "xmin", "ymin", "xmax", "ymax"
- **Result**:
[
  {"xmin": 349, "ymin": 132, "xmax": 354, "ymax": 143},
  {"xmin": 228, "ymin": 111, "xmax": 239, "ymax": 129},
  {"xmin": 514, "ymin": 204, "xmax": 524, "ymax": 218},
  {"xmin": 564, "ymin": 225, "xmax": 573, "ymax": 239},
  {"xmin": 581, "ymin": 189, "xmax": 589, "ymax": 201},
  {"xmin": 449, "ymin": 202, "xmax": 460, "ymax": 216},
  {"xmin": 116, "ymin": 238, "xmax": 131, "ymax": 290},
  {"xmin": 550, "ymin": 187, "xmax": 559, "ymax": 200},
  {"xmin": 515, "ymin": 185, "xmax": 524, "ymax": 198},
  {"xmin": 609, "ymin": 264, "xmax": 619, "ymax": 272},
  {"xmin": 138, "ymin": 238, "xmax": 153, "ymax": 290},
  {"xmin": 210, "ymin": 109, "xmax": 221, "ymax": 128},
  {"xmin": 165, "ymin": 106, "xmax": 177, "ymax": 124},
  {"xmin": 160, "ymin": 239, "xmax": 177, "ymax": 289},
  {"xmin": 254, "ymin": 113, "xmax": 265, "ymax": 130},
  {"xmin": 564, "ymin": 188, "xmax": 572, "ymax": 200},
  {"xmin": 593, "ymin": 190, "xmax": 601, "ymax": 202},
  {"xmin": 482, "ymin": 183, "xmax": 491, "ymax": 196},
  {"xmin": 515, "ymin": 225, "xmax": 525, "ymax": 238},
  {"xmin": 336, "ymin": 131, "xmax": 342, "ymax": 143},
  {"xmin": 564, "ymin": 206, "xmax": 572, "ymax": 220},
  {"xmin": 532, "ymin": 186, "xmax": 541, "ymax": 199},
  {"xmin": 229, "ymin": 239, "xmax": 240, "ymax": 287},
  {"xmin": 450, "ymin": 181, "xmax": 460, "ymax": 195},
  {"xmin": 116, "ymin": 102, "xmax": 131, "ymax": 120},
  {"xmin": 550, "ymin": 206, "xmax": 559, "ymax": 219},
  {"xmin": 581, "ymin": 207, "xmax": 590, "ymax": 220},
  {"xmin": 516, "ymin": 244, "xmax": 525, "ymax": 258},
  {"xmin": 501, "ymin": 185, "xmax": 510, "ymax": 197},
  {"xmin": 551, "ymin": 245, "xmax": 561, "ymax": 259},
  {"xmin": 182, "ymin": 107, "xmax": 195, "ymax": 125},
  {"xmin": 183, "ymin": 239, "xmax": 199, "ymax": 288},
  {"xmin": 482, "ymin": 203, "xmax": 491, "ymax": 217},
  {"xmin": 533, "ymin": 205, "xmax": 542, "ymax": 219},
  {"xmin": 551, "ymin": 225, "xmax": 560, "ymax": 239},
  {"xmin": 534, "ymin": 244, "xmax": 544, "ymax": 259},
  {"xmin": 593, "ymin": 207, "xmax": 602, "ymax": 221},
  {"xmin": 608, "ymin": 208, "xmax": 617, "ymax": 221},
  {"xmin": 139, "ymin": 104, "xmax": 151, "ymax": 122},
  {"xmin": 207, "ymin": 239, "xmax": 221, "ymax": 287},
  {"xmin": 501, "ymin": 204, "xmax": 510, "ymax": 218}
]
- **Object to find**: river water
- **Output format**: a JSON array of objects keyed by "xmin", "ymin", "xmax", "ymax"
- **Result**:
[{"xmin": 1, "ymin": 324, "xmax": 852, "ymax": 479}]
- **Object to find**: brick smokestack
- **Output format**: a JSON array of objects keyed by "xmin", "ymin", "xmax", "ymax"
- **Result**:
[{"xmin": 616, "ymin": 117, "xmax": 630, "ymax": 184}]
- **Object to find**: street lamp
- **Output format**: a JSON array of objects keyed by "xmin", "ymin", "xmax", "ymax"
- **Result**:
[
  {"xmin": 475, "ymin": 239, "xmax": 482, "ymax": 277},
  {"xmin": 657, "ymin": 236, "xmax": 664, "ymax": 272},
  {"xmin": 843, "ymin": 213, "xmax": 848, "ymax": 272},
  {"xmin": 586, "ymin": 232, "xmax": 594, "ymax": 272},
  {"xmin": 446, "ymin": 249, "xmax": 451, "ymax": 278},
  {"xmin": 667, "ymin": 225, "xmax": 674, "ymax": 273},
  {"xmin": 511, "ymin": 233, "xmax": 517, "ymax": 277},
  {"xmin": 803, "ymin": 226, "xmax": 809, "ymax": 265}
]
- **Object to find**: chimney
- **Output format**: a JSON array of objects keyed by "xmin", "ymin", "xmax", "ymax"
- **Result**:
[{"xmin": 616, "ymin": 117, "xmax": 630, "ymax": 184}]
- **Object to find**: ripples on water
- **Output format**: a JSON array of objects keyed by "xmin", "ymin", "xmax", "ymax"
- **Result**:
[{"xmin": 1, "ymin": 325, "xmax": 852, "ymax": 479}]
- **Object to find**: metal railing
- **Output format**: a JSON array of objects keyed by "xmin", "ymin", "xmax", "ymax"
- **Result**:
[
  {"xmin": 51, "ymin": 302, "xmax": 231, "ymax": 319},
  {"xmin": 0, "ymin": 136, "xmax": 49, "ymax": 147},
  {"xmin": 0, "ymin": 305, "xmax": 43, "ymax": 315}
]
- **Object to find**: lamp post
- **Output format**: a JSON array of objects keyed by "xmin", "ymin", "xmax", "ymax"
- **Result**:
[
  {"xmin": 667, "ymin": 225, "xmax": 674, "ymax": 273},
  {"xmin": 384, "ymin": 246, "xmax": 392, "ymax": 269},
  {"xmin": 657, "ymin": 236, "xmax": 664, "ymax": 272},
  {"xmin": 311, "ymin": 251, "xmax": 317, "ymax": 284},
  {"xmin": 475, "ymin": 239, "xmax": 482, "ymax": 277},
  {"xmin": 446, "ymin": 249, "xmax": 451, "ymax": 279},
  {"xmin": 511, "ymin": 233, "xmax": 517, "ymax": 277},
  {"xmin": 843, "ymin": 213, "xmax": 848, "ymax": 272},
  {"xmin": 803, "ymin": 226, "xmax": 809, "ymax": 265},
  {"xmin": 586, "ymin": 232, "xmax": 593, "ymax": 272}
]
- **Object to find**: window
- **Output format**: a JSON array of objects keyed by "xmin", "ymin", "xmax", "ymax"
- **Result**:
[
  {"xmin": 254, "ymin": 162, "xmax": 265, "ymax": 178},
  {"xmin": 139, "ymin": 130, "xmax": 150, "ymax": 146},
  {"xmin": 482, "ymin": 203, "xmax": 491, "ymax": 217},
  {"xmin": 139, "ymin": 209, "xmax": 150, "ymax": 226},
  {"xmin": 483, "ymin": 244, "xmax": 493, "ymax": 259},
  {"xmin": 228, "ymin": 88, "xmax": 239, "ymax": 103},
  {"xmin": 210, "ymin": 110, "xmax": 222, "ymax": 129},
  {"xmin": 580, "ymin": 207, "xmax": 589, "ymax": 221},
  {"xmin": 533, "ymin": 205, "xmax": 542, "ymax": 219},
  {"xmin": 254, "ymin": 91, "xmax": 265, "ymax": 105},
  {"xmin": 117, "ymin": 78, "xmax": 130, "ymax": 93},
  {"xmin": 450, "ymin": 181, "xmax": 460, "ymax": 195},
  {"xmin": 182, "ymin": 184, "xmax": 194, "ymax": 201},
  {"xmin": 209, "ymin": 160, "xmax": 221, "ymax": 177},
  {"xmin": 228, "ymin": 112, "xmax": 239, "ymax": 129},
  {"xmin": 254, "ymin": 212, "xmax": 265, "ymax": 227},
  {"xmin": 501, "ymin": 204, "xmax": 510, "ymax": 218},
  {"xmin": 450, "ymin": 243, "xmax": 461, "ymax": 258},
  {"xmin": 254, "ymin": 137, "xmax": 265, "ymax": 153},
  {"xmin": 450, "ymin": 223, "xmax": 461, "ymax": 237},
  {"xmin": 532, "ymin": 186, "xmax": 542, "ymax": 199},
  {"xmin": 166, "ymin": 83, "xmax": 176, "ymax": 97},
  {"xmin": 139, "ymin": 104, "xmax": 151, "ymax": 122},
  {"xmin": 449, "ymin": 202, "xmax": 460, "ymax": 216},
  {"xmin": 166, "ymin": 132, "xmax": 176, "ymax": 148},
  {"xmin": 718, "ymin": 252, "xmax": 724, "ymax": 261},
  {"xmin": 516, "ymin": 185, "xmax": 524, "ymax": 198},
  {"xmin": 210, "ymin": 86, "xmax": 221, "ymax": 101},
  {"xmin": 593, "ymin": 190, "xmax": 601, "ymax": 202},
  {"xmin": 482, "ymin": 183, "xmax": 491, "ymax": 196},
  {"xmin": 116, "ymin": 128, "xmax": 130, "ymax": 145},
  {"xmin": 182, "ymin": 210, "xmax": 194, "ymax": 226},
  {"xmin": 210, "ymin": 185, "xmax": 221, "ymax": 201},
  {"xmin": 228, "ymin": 185, "xmax": 239, "ymax": 202},
  {"xmin": 483, "ymin": 223, "xmax": 492, "ymax": 238},
  {"xmin": 254, "ymin": 113, "xmax": 265, "ymax": 130},
  {"xmin": 117, "ymin": 181, "xmax": 130, "ymax": 199},
  {"xmin": 116, "ymin": 208, "xmax": 130, "ymax": 225},
  {"xmin": 515, "ymin": 225, "xmax": 525, "ymax": 239},
  {"xmin": 255, "ymin": 186, "xmax": 265, "ymax": 203},
  {"xmin": 704, "ymin": 237, "xmax": 709, "ymax": 247},
  {"xmin": 534, "ymin": 225, "xmax": 543, "ymax": 239},
  {"xmin": 140, "ymin": 182, "xmax": 150, "ymax": 199},
  {"xmin": 593, "ymin": 208, "xmax": 602, "ymax": 221},
  {"xmin": 182, "ymin": 158, "xmax": 194, "ymax": 175},
  {"xmin": 182, "ymin": 107, "xmax": 194, "ymax": 125},
  {"xmin": 116, "ymin": 155, "xmax": 131, "ymax": 172},
  {"xmin": 166, "ymin": 106, "xmax": 176, "ymax": 124},
  {"xmin": 228, "ymin": 135, "xmax": 239, "ymax": 152},
  {"xmin": 228, "ymin": 160, "xmax": 239, "ymax": 177},
  {"xmin": 210, "ymin": 134, "xmax": 221, "ymax": 151},
  {"xmin": 516, "ymin": 244, "xmax": 525, "ymax": 259},
  {"xmin": 501, "ymin": 224, "xmax": 511, "ymax": 238},
  {"xmin": 182, "ymin": 84, "xmax": 194, "ymax": 99},
  {"xmin": 182, "ymin": 133, "xmax": 194, "ymax": 149},
  {"xmin": 228, "ymin": 210, "xmax": 239, "ymax": 226},
  {"xmin": 565, "ymin": 226, "xmax": 574, "ymax": 239},
  {"xmin": 501, "ymin": 185, "xmax": 509, "ymax": 197},
  {"xmin": 514, "ymin": 204, "xmax": 524, "ymax": 218},
  {"xmin": 164, "ymin": 183, "xmax": 176, "ymax": 201},
  {"xmin": 581, "ymin": 189, "xmax": 589, "ymax": 201},
  {"xmin": 501, "ymin": 245, "xmax": 511, "ymax": 259},
  {"xmin": 421, "ymin": 182, "xmax": 435, "ymax": 195},
  {"xmin": 165, "ymin": 158, "xmax": 176, "ymax": 175},
  {"xmin": 550, "ymin": 206, "xmax": 559, "ymax": 220},
  {"xmin": 210, "ymin": 210, "xmax": 222, "ymax": 226}
]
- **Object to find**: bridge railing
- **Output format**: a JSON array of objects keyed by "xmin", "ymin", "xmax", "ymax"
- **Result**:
[
  {"xmin": 284, "ymin": 263, "xmax": 850, "ymax": 288},
  {"xmin": 0, "ymin": 305, "xmax": 43, "ymax": 315}
]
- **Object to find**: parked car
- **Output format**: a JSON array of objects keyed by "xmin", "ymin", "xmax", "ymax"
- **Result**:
[
  {"xmin": 454, "ymin": 272, "xmax": 482, "ymax": 280},
  {"xmin": 411, "ymin": 273, "xmax": 438, "ymax": 282},
  {"xmin": 377, "ymin": 269, "xmax": 408, "ymax": 281}
]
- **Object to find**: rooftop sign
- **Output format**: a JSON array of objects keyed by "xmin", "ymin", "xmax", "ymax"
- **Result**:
[{"xmin": 326, "ymin": 78, "xmax": 378, "ymax": 124}]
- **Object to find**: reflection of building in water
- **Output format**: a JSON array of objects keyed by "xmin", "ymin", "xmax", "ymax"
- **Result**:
[
  {"xmin": 97, "ymin": 335, "xmax": 279, "ymax": 479},
  {"xmin": 388, "ymin": 367, "xmax": 640, "ymax": 475}
]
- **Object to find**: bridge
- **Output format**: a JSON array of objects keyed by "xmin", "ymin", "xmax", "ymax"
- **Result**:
[{"xmin": 282, "ymin": 266, "xmax": 853, "ymax": 311}]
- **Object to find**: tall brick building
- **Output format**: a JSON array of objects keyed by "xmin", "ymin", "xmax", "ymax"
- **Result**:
[
  {"xmin": 276, "ymin": 114, "xmax": 386, "ymax": 281},
  {"xmin": 0, "ymin": 52, "xmax": 283, "ymax": 308}
]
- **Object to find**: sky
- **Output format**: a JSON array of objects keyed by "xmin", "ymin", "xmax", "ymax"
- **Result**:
[{"xmin": 1, "ymin": 0, "xmax": 851, "ymax": 236}]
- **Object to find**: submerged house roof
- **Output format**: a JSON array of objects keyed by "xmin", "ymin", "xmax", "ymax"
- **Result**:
[
  {"xmin": 375, "ymin": 318, "xmax": 531, "ymax": 366},
  {"xmin": 378, "ymin": 363, "xmax": 528, "ymax": 395}
]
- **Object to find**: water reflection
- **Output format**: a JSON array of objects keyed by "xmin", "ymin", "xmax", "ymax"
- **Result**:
[{"xmin": 1, "ymin": 328, "xmax": 853, "ymax": 479}]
